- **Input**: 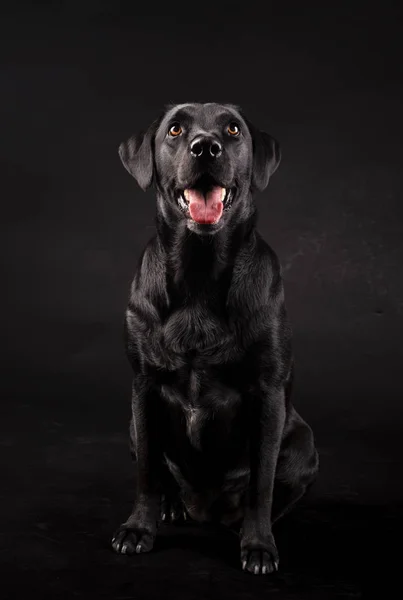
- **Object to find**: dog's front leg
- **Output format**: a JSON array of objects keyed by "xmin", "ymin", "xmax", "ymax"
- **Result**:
[
  {"xmin": 112, "ymin": 378, "xmax": 162, "ymax": 555},
  {"xmin": 240, "ymin": 382, "xmax": 286, "ymax": 575}
]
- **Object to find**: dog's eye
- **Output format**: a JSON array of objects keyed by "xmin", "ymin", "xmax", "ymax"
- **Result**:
[
  {"xmin": 227, "ymin": 123, "xmax": 240, "ymax": 136},
  {"xmin": 168, "ymin": 123, "xmax": 182, "ymax": 137}
]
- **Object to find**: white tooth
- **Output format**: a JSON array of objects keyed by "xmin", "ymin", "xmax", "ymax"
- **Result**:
[
  {"xmin": 183, "ymin": 190, "xmax": 189, "ymax": 201},
  {"xmin": 178, "ymin": 196, "xmax": 188, "ymax": 210},
  {"xmin": 221, "ymin": 188, "xmax": 226, "ymax": 202}
]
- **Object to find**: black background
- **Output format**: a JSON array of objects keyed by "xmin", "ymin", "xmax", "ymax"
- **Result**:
[{"xmin": 1, "ymin": 1, "xmax": 403, "ymax": 598}]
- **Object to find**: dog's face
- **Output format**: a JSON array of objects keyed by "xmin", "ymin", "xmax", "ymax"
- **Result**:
[{"xmin": 119, "ymin": 103, "xmax": 281, "ymax": 235}]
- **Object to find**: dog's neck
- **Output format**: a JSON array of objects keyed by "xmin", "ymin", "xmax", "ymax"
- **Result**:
[{"xmin": 155, "ymin": 193, "xmax": 257, "ymax": 291}]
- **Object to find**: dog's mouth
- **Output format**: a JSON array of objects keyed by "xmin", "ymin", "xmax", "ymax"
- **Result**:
[{"xmin": 177, "ymin": 178, "xmax": 234, "ymax": 225}]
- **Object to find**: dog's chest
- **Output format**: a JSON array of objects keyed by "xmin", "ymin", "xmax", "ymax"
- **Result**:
[
  {"xmin": 160, "ymin": 366, "xmax": 242, "ymax": 451},
  {"xmin": 184, "ymin": 368, "xmax": 205, "ymax": 444},
  {"xmin": 184, "ymin": 405, "xmax": 205, "ymax": 446},
  {"xmin": 161, "ymin": 300, "xmax": 229, "ymax": 355}
]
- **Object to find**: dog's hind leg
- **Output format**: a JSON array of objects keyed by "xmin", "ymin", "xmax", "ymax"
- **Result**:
[{"xmin": 272, "ymin": 408, "xmax": 319, "ymax": 524}]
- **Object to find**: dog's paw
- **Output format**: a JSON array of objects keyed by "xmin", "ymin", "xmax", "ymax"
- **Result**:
[
  {"xmin": 160, "ymin": 493, "xmax": 188, "ymax": 524},
  {"xmin": 111, "ymin": 524, "xmax": 155, "ymax": 555},
  {"xmin": 240, "ymin": 542, "xmax": 279, "ymax": 575}
]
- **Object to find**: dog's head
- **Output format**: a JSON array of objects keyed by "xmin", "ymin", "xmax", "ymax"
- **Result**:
[{"xmin": 119, "ymin": 103, "xmax": 281, "ymax": 235}]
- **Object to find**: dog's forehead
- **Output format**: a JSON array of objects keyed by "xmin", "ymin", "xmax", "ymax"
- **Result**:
[{"xmin": 159, "ymin": 102, "xmax": 244, "ymax": 131}]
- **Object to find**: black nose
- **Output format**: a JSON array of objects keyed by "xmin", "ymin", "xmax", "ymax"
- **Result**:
[{"xmin": 190, "ymin": 137, "xmax": 222, "ymax": 158}]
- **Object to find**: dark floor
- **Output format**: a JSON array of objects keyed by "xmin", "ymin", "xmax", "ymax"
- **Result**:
[{"xmin": 1, "ymin": 368, "xmax": 402, "ymax": 599}]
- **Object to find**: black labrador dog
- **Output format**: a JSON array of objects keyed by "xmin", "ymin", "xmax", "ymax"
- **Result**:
[{"xmin": 111, "ymin": 102, "xmax": 319, "ymax": 575}]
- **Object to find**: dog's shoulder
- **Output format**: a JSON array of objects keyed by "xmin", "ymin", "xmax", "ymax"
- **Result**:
[
  {"xmin": 229, "ymin": 231, "xmax": 284, "ymax": 313},
  {"xmin": 128, "ymin": 235, "xmax": 166, "ymax": 299},
  {"xmin": 254, "ymin": 230, "xmax": 283, "ymax": 285},
  {"xmin": 228, "ymin": 232, "xmax": 292, "ymax": 370}
]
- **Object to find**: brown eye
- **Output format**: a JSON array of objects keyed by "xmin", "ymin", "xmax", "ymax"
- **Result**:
[
  {"xmin": 169, "ymin": 123, "xmax": 182, "ymax": 137},
  {"xmin": 227, "ymin": 123, "xmax": 240, "ymax": 136}
]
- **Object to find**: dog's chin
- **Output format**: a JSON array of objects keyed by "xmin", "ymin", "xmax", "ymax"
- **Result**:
[{"xmin": 176, "ymin": 182, "xmax": 235, "ymax": 235}]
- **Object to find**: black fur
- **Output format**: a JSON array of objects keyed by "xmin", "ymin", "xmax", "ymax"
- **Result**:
[{"xmin": 111, "ymin": 103, "xmax": 319, "ymax": 575}]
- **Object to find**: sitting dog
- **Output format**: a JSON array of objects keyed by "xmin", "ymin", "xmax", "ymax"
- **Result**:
[{"xmin": 111, "ymin": 102, "xmax": 319, "ymax": 575}]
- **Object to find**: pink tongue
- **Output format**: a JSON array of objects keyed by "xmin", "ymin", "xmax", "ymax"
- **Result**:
[{"xmin": 185, "ymin": 186, "xmax": 224, "ymax": 224}]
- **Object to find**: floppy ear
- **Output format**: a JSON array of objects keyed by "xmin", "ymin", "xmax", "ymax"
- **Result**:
[
  {"xmin": 118, "ymin": 119, "xmax": 160, "ymax": 191},
  {"xmin": 245, "ymin": 119, "xmax": 281, "ymax": 192}
]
